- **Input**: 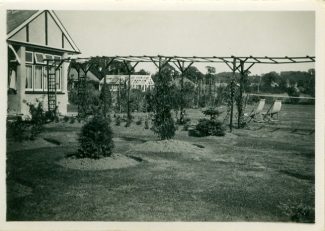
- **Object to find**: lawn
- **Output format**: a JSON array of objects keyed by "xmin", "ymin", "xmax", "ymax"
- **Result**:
[{"xmin": 6, "ymin": 104, "xmax": 315, "ymax": 222}]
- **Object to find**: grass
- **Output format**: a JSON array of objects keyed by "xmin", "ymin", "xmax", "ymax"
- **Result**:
[{"xmin": 6, "ymin": 104, "xmax": 315, "ymax": 222}]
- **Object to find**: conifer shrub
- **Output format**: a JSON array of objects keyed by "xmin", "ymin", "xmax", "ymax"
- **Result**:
[
  {"xmin": 153, "ymin": 109, "xmax": 176, "ymax": 139},
  {"xmin": 70, "ymin": 116, "xmax": 76, "ymax": 124},
  {"xmin": 189, "ymin": 107, "xmax": 225, "ymax": 137},
  {"xmin": 63, "ymin": 116, "xmax": 70, "ymax": 123},
  {"xmin": 77, "ymin": 115, "xmax": 114, "ymax": 159},
  {"xmin": 115, "ymin": 115, "xmax": 121, "ymax": 126},
  {"xmin": 136, "ymin": 117, "xmax": 142, "ymax": 125},
  {"xmin": 195, "ymin": 119, "xmax": 225, "ymax": 136}
]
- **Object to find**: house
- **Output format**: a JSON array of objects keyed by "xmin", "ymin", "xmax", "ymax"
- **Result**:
[
  {"xmin": 99, "ymin": 75, "xmax": 154, "ymax": 92},
  {"xmin": 68, "ymin": 68, "xmax": 100, "ymax": 90},
  {"xmin": 7, "ymin": 10, "xmax": 81, "ymax": 116}
]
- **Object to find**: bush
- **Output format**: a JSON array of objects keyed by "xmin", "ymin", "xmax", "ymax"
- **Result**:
[
  {"xmin": 70, "ymin": 117, "xmax": 76, "ymax": 124},
  {"xmin": 136, "ymin": 118, "xmax": 142, "ymax": 125},
  {"xmin": 7, "ymin": 117, "xmax": 29, "ymax": 142},
  {"xmin": 77, "ymin": 115, "xmax": 114, "ymax": 159},
  {"xmin": 153, "ymin": 109, "xmax": 176, "ymax": 140},
  {"xmin": 63, "ymin": 116, "xmax": 70, "ymax": 123},
  {"xmin": 287, "ymin": 86, "xmax": 300, "ymax": 104},
  {"xmin": 202, "ymin": 108, "xmax": 222, "ymax": 120},
  {"xmin": 115, "ymin": 116, "xmax": 121, "ymax": 126},
  {"xmin": 28, "ymin": 101, "xmax": 47, "ymax": 140},
  {"xmin": 193, "ymin": 119, "xmax": 226, "ymax": 137}
]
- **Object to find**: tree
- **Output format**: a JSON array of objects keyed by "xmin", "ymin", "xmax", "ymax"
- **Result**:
[
  {"xmin": 151, "ymin": 64, "xmax": 176, "ymax": 140},
  {"xmin": 261, "ymin": 71, "xmax": 281, "ymax": 92},
  {"xmin": 205, "ymin": 66, "xmax": 216, "ymax": 106}
]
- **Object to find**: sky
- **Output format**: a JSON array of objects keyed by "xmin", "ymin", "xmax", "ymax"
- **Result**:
[{"xmin": 56, "ymin": 11, "xmax": 315, "ymax": 75}]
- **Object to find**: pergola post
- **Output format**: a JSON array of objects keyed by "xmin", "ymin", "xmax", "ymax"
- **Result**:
[
  {"xmin": 97, "ymin": 57, "xmax": 115, "ymax": 118},
  {"xmin": 229, "ymin": 58, "xmax": 236, "ymax": 132},
  {"xmin": 238, "ymin": 60, "xmax": 245, "ymax": 128},
  {"xmin": 173, "ymin": 60, "xmax": 193, "ymax": 123},
  {"xmin": 123, "ymin": 61, "xmax": 139, "ymax": 124}
]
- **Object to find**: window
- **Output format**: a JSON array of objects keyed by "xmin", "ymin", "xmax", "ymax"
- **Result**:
[
  {"xmin": 35, "ymin": 53, "xmax": 45, "ymax": 64},
  {"xmin": 56, "ymin": 68, "xmax": 61, "ymax": 91},
  {"xmin": 26, "ymin": 65, "xmax": 33, "ymax": 90},
  {"xmin": 34, "ymin": 66, "xmax": 43, "ymax": 90},
  {"xmin": 54, "ymin": 55, "xmax": 61, "ymax": 61},
  {"xmin": 24, "ymin": 52, "xmax": 62, "ymax": 92},
  {"xmin": 43, "ymin": 67, "xmax": 48, "ymax": 90},
  {"xmin": 25, "ymin": 51, "xmax": 33, "ymax": 64}
]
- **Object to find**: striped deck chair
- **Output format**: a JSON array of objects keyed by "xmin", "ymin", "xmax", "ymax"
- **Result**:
[
  {"xmin": 245, "ymin": 98, "xmax": 266, "ymax": 123},
  {"xmin": 263, "ymin": 99, "xmax": 282, "ymax": 121}
]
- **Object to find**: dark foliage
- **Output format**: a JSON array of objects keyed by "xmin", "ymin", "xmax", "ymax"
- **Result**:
[
  {"xmin": 115, "ymin": 116, "xmax": 121, "ymax": 126},
  {"xmin": 135, "ymin": 118, "xmax": 142, "ymax": 125},
  {"xmin": 7, "ymin": 117, "xmax": 29, "ymax": 142},
  {"xmin": 194, "ymin": 119, "xmax": 226, "ymax": 137},
  {"xmin": 151, "ymin": 65, "xmax": 176, "ymax": 140},
  {"xmin": 287, "ymin": 86, "xmax": 300, "ymax": 104},
  {"xmin": 77, "ymin": 115, "xmax": 114, "ymax": 159},
  {"xmin": 202, "ymin": 108, "xmax": 222, "ymax": 120},
  {"xmin": 63, "ymin": 116, "xmax": 70, "ymax": 123}
]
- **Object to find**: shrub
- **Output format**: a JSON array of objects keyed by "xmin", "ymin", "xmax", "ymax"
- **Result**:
[
  {"xmin": 63, "ymin": 116, "xmax": 70, "ymax": 123},
  {"xmin": 77, "ymin": 115, "xmax": 114, "ymax": 159},
  {"xmin": 193, "ymin": 119, "xmax": 226, "ymax": 137},
  {"xmin": 136, "ymin": 118, "xmax": 142, "ymax": 125},
  {"xmin": 115, "ymin": 116, "xmax": 121, "ymax": 126},
  {"xmin": 125, "ymin": 119, "xmax": 132, "ymax": 127},
  {"xmin": 153, "ymin": 109, "xmax": 176, "ymax": 140},
  {"xmin": 7, "ymin": 117, "xmax": 29, "ymax": 142},
  {"xmin": 287, "ymin": 86, "xmax": 300, "ymax": 104},
  {"xmin": 183, "ymin": 123, "xmax": 190, "ymax": 131},
  {"xmin": 70, "ymin": 117, "xmax": 76, "ymax": 124},
  {"xmin": 28, "ymin": 101, "xmax": 47, "ymax": 140},
  {"xmin": 202, "ymin": 108, "xmax": 222, "ymax": 120}
]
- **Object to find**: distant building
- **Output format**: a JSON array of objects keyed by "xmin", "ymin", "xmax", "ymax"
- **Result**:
[
  {"xmin": 99, "ymin": 75, "xmax": 154, "ymax": 92},
  {"xmin": 7, "ymin": 10, "xmax": 80, "ymax": 116},
  {"xmin": 68, "ymin": 68, "xmax": 100, "ymax": 90}
]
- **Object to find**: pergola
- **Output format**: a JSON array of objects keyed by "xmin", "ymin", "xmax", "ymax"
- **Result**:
[{"xmin": 46, "ymin": 55, "xmax": 315, "ymax": 131}]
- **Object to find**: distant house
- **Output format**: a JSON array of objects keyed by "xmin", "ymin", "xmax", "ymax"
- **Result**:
[
  {"xmin": 172, "ymin": 77, "xmax": 196, "ymax": 88},
  {"xmin": 99, "ymin": 75, "xmax": 154, "ymax": 92},
  {"xmin": 7, "ymin": 10, "xmax": 81, "ymax": 116},
  {"xmin": 68, "ymin": 68, "xmax": 100, "ymax": 90}
]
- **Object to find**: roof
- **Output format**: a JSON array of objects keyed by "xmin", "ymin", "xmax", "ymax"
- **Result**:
[
  {"xmin": 7, "ymin": 10, "xmax": 38, "ymax": 34},
  {"xmin": 69, "ymin": 68, "xmax": 100, "ymax": 83},
  {"xmin": 7, "ymin": 10, "xmax": 81, "ymax": 54},
  {"xmin": 100, "ymin": 75, "xmax": 154, "ymax": 86}
]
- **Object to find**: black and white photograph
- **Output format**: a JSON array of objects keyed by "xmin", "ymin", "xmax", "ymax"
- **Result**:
[{"xmin": 1, "ymin": 0, "xmax": 324, "ymax": 230}]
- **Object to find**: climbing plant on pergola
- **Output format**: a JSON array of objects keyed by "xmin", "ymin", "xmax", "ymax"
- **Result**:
[{"xmin": 46, "ymin": 55, "xmax": 315, "ymax": 131}]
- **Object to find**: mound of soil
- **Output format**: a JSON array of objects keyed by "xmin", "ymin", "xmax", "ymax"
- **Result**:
[
  {"xmin": 57, "ymin": 153, "xmax": 139, "ymax": 171},
  {"xmin": 132, "ymin": 139, "xmax": 207, "ymax": 155}
]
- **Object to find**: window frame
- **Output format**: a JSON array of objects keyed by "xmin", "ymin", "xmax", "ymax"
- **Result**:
[
  {"xmin": 25, "ymin": 64, "xmax": 33, "ymax": 91},
  {"xmin": 24, "ymin": 52, "xmax": 63, "ymax": 93},
  {"xmin": 33, "ymin": 65, "xmax": 43, "ymax": 91},
  {"xmin": 34, "ymin": 52, "xmax": 45, "ymax": 64},
  {"xmin": 25, "ymin": 51, "xmax": 34, "ymax": 64}
]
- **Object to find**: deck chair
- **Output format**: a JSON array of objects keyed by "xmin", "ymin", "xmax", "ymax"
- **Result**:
[
  {"xmin": 262, "ymin": 100, "xmax": 282, "ymax": 121},
  {"xmin": 245, "ymin": 99, "xmax": 266, "ymax": 123}
]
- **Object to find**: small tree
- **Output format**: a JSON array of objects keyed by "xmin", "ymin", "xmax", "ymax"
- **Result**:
[
  {"xmin": 152, "ymin": 65, "xmax": 176, "ymax": 140},
  {"xmin": 77, "ymin": 115, "xmax": 114, "ymax": 159}
]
